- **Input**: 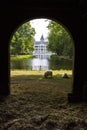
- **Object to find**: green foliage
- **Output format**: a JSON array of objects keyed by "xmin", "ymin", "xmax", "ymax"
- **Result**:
[
  {"xmin": 49, "ymin": 55, "xmax": 73, "ymax": 70},
  {"xmin": 10, "ymin": 22, "xmax": 35, "ymax": 55},
  {"xmin": 47, "ymin": 21, "xmax": 73, "ymax": 58}
]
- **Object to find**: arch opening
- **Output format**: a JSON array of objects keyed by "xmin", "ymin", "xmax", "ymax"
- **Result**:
[{"xmin": 10, "ymin": 17, "xmax": 75, "ymax": 99}]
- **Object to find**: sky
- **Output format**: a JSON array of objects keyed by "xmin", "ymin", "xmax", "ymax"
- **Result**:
[{"xmin": 30, "ymin": 18, "xmax": 51, "ymax": 41}]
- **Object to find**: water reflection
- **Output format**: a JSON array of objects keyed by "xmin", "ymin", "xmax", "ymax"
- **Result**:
[
  {"xmin": 31, "ymin": 58, "xmax": 49, "ymax": 70},
  {"xmin": 11, "ymin": 58, "xmax": 50, "ymax": 70},
  {"xmin": 11, "ymin": 57, "xmax": 72, "ymax": 70}
]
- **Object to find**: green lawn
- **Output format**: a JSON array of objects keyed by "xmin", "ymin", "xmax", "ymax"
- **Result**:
[{"xmin": 10, "ymin": 70, "xmax": 72, "ymax": 96}]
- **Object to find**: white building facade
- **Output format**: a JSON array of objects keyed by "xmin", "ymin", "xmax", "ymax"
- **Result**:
[{"xmin": 33, "ymin": 35, "xmax": 52, "ymax": 59}]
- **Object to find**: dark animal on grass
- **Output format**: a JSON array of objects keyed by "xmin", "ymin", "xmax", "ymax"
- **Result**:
[
  {"xmin": 62, "ymin": 73, "xmax": 69, "ymax": 78},
  {"xmin": 44, "ymin": 70, "xmax": 53, "ymax": 78}
]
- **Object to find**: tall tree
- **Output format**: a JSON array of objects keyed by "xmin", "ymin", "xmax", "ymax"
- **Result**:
[
  {"xmin": 10, "ymin": 22, "xmax": 35, "ymax": 55},
  {"xmin": 47, "ymin": 21, "xmax": 73, "ymax": 58}
]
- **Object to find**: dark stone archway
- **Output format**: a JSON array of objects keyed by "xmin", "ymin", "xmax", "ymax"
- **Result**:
[{"xmin": 0, "ymin": 0, "xmax": 87, "ymax": 102}]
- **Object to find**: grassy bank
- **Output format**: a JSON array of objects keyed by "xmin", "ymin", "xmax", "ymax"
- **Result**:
[{"xmin": 10, "ymin": 55, "xmax": 35, "ymax": 61}]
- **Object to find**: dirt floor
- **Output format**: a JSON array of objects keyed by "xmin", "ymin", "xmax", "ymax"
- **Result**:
[{"xmin": 0, "ymin": 71, "xmax": 87, "ymax": 130}]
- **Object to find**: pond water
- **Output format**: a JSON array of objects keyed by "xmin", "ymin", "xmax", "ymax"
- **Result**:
[
  {"xmin": 10, "ymin": 57, "xmax": 72, "ymax": 70},
  {"xmin": 11, "ymin": 58, "xmax": 50, "ymax": 70}
]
